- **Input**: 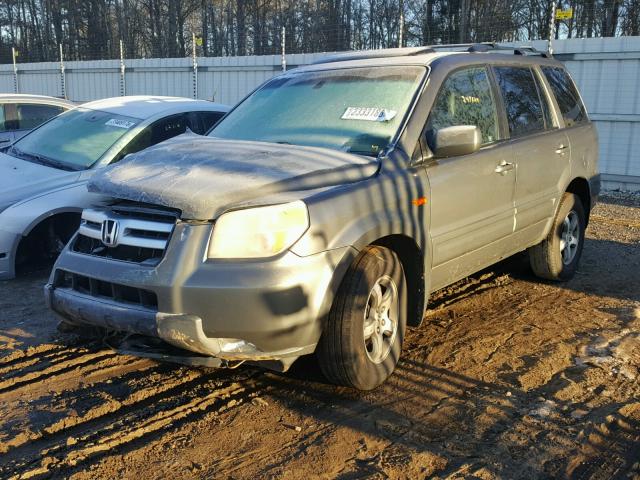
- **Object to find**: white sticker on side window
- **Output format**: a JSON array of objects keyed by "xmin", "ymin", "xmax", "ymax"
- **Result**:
[
  {"xmin": 105, "ymin": 118, "xmax": 136, "ymax": 129},
  {"xmin": 341, "ymin": 107, "xmax": 397, "ymax": 122}
]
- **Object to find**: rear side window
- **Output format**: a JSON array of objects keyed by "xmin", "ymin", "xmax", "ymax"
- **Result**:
[
  {"xmin": 542, "ymin": 67, "xmax": 587, "ymax": 127},
  {"xmin": 112, "ymin": 113, "xmax": 192, "ymax": 163},
  {"xmin": 426, "ymin": 67, "xmax": 499, "ymax": 145},
  {"xmin": 17, "ymin": 103, "xmax": 65, "ymax": 130},
  {"xmin": 494, "ymin": 66, "xmax": 547, "ymax": 138}
]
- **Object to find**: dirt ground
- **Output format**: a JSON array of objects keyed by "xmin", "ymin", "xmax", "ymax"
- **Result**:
[{"xmin": 0, "ymin": 192, "xmax": 638, "ymax": 480}]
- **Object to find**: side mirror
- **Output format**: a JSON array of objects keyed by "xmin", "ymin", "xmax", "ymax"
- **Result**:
[{"xmin": 431, "ymin": 125, "xmax": 481, "ymax": 158}]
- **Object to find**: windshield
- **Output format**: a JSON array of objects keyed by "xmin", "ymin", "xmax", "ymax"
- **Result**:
[
  {"xmin": 9, "ymin": 108, "xmax": 140, "ymax": 170},
  {"xmin": 210, "ymin": 66, "xmax": 425, "ymax": 156}
]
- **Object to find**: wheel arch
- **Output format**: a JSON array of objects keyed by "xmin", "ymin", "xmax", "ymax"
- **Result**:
[
  {"xmin": 15, "ymin": 209, "xmax": 82, "ymax": 271},
  {"xmin": 22, "ymin": 207, "xmax": 82, "ymax": 237},
  {"xmin": 565, "ymin": 177, "xmax": 592, "ymax": 226},
  {"xmin": 372, "ymin": 234, "xmax": 426, "ymax": 327}
]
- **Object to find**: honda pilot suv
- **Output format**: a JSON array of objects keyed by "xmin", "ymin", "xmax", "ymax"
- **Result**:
[{"xmin": 45, "ymin": 44, "xmax": 599, "ymax": 390}]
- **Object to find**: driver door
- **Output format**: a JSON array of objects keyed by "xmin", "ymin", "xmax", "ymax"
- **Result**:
[{"xmin": 424, "ymin": 66, "xmax": 516, "ymax": 291}]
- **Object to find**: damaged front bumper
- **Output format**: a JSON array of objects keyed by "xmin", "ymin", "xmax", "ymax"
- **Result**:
[{"xmin": 45, "ymin": 222, "xmax": 356, "ymax": 370}]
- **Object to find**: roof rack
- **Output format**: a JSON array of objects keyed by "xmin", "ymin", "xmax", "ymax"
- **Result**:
[
  {"xmin": 432, "ymin": 42, "xmax": 551, "ymax": 57},
  {"xmin": 310, "ymin": 47, "xmax": 436, "ymax": 64},
  {"xmin": 311, "ymin": 42, "xmax": 550, "ymax": 65}
]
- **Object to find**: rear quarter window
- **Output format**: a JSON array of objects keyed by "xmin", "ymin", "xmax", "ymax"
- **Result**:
[{"xmin": 542, "ymin": 67, "xmax": 588, "ymax": 127}]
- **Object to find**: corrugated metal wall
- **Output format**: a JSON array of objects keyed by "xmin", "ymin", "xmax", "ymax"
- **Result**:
[{"xmin": 1, "ymin": 38, "xmax": 638, "ymax": 189}]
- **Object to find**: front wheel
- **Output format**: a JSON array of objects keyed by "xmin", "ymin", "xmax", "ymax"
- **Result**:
[
  {"xmin": 529, "ymin": 192, "xmax": 586, "ymax": 281},
  {"xmin": 316, "ymin": 246, "xmax": 407, "ymax": 390}
]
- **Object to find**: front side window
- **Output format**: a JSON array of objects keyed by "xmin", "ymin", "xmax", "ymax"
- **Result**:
[
  {"xmin": 199, "ymin": 111, "xmax": 225, "ymax": 132},
  {"xmin": 542, "ymin": 67, "xmax": 587, "ymax": 127},
  {"xmin": 210, "ymin": 66, "xmax": 426, "ymax": 157},
  {"xmin": 17, "ymin": 103, "xmax": 66, "ymax": 130},
  {"xmin": 8, "ymin": 108, "xmax": 140, "ymax": 170},
  {"xmin": 426, "ymin": 66, "xmax": 499, "ymax": 145},
  {"xmin": 494, "ymin": 66, "xmax": 546, "ymax": 138}
]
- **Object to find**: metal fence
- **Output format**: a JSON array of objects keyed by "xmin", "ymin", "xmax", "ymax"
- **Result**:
[{"xmin": 1, "ymin": 37, "xmax": 639, "ymax": 190}]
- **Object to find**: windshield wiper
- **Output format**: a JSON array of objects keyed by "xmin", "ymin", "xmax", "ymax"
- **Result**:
[
  {"xmin": 9, "ymin": 147, "xmax": 79, "ymax": 171},
  {"xmin": 345, "ymin": 149, "xmax": 380, "ymax": 158}
]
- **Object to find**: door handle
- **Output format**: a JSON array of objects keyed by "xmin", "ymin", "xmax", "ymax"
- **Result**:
[
  {"xmin": 555, "ymin": 144, "xmax": 568, "ymax": 155},
  {"xmin": 494, "ymin": 161, "xmax": 515, "ymax": 175}
]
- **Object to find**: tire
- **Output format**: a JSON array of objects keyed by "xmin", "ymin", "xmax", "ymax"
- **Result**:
[
  {"xmin": 317, "ymin": 245, "xmax": 407, "ymax": 390},
  {"xmin": 529, "ymin": 193, "xmax": 586, "ymax": 281}
]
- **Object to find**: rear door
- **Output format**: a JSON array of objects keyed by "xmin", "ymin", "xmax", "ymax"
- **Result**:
[
  {"xmin": 492, "ymin": 65, "xmax": 571, "ymax": 244},
  {"xmin": 425, "ymin": 66, "xmax": 516, "ymax": 290}
]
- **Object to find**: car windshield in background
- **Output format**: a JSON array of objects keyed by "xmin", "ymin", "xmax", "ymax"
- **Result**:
[
  {"xmin": 9, "ymin": 108, "xmax": 140, "ymax": 170},
  {"xmin": 210, "ymin": 66, "xmax": 426, "ymax": 156}
]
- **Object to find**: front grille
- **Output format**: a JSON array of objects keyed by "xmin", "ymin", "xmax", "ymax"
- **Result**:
[
  {"xmin": 72, "ymin": 204, "xmax": 178, "ymax": 265},
  {"xmin": 55, "ymin": 269, "xmax": 158, "ymax": 309}
]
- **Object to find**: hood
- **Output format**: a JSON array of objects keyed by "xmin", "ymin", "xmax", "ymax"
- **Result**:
[
  {"xmin": 0, "ymin": 152, "xmax": 81, "ymax": 208},
  {"xmin": 88, "ymin": 135, "xmax": 380, "ymax": 219}
]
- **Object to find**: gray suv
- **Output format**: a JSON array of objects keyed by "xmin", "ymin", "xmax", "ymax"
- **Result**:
[{"xmin": 45, "ymin": 44, "xmax": 600, "ymax": 390}]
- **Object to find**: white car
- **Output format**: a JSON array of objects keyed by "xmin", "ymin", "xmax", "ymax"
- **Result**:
[
  {"xmin": 0, "ymin": 94, "xmax": 75, "ymax": 146},
  {"xmin": 0, "ymin": 95, "xmax": 229, "ymax": 279}
]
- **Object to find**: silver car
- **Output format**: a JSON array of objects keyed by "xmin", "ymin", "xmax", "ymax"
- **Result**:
[
  {"xmin": 0, "ymin": 94, "xmax": 75, "ymax": 146},
  {"xmin": 47, "ymin": 45, "xmax": 599, "ymax": 390},
  {"xmin": 0, "ymin": 96, "xmax": 229, "ymax": 279}
]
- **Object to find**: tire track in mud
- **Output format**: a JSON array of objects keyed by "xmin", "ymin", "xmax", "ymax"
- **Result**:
[
  {"xmin": 1, "ymin": 365, "xmax": 266, "ymax": 479},
  {"xmin": 1, "ymin": 363, "xmax": 200, "ymax": 453},
  {"xmin": 569, "ymin": 413, "xmax": 640, "ymax": 480},
  {"xmin": 0, "ymin": 344, "xmax": 69, "ymax": 371},
  {"xmin": 0, "ymin": 349, "xmax": 118, "ymax": 395},
  {"xmin": 0, "ymin": 343, "xmax": 109, "ymax": 376}
]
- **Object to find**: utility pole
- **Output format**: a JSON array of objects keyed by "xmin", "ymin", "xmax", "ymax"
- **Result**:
[
  {"xmin": 281, "ymin": 27, "xmax": 287, "ymax": 72},
  {"xmin": 11, "ymin": 47, "xmax": 18, "ymax": 93},
  {"xmin": 548, "ymin": 0, "xmax": 558, "ymax": 54},
  {"xmin": 59, "ymin": 44, "xmax": 67, "ymax": 99},
  {"xmin": 192, "ymin": 32, "xmax": 198, "ymax": 99},
  {"xmin": 119, "ymin": 40, "xmax": 126, "ymax": 96}
]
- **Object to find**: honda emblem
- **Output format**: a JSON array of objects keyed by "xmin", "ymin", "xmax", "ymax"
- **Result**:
[{"xmin": 101, "ymin": 219, "xmax": 120, "ymax": 247}]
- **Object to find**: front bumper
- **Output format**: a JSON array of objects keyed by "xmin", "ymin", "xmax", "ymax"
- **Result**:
[{"xmin": 46, "ymin": 222, "xmax": 356, "ymax": 364}]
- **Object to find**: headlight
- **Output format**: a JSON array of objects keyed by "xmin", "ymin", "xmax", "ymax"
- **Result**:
[{"xmin": 207, "ymin": 201, "xmax": 309, "ymax": 259}]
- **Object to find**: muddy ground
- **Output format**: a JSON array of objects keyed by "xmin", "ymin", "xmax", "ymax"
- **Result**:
[{"xmin": 0, "ymin": 193, "xmax": 638, "ymax": 480}]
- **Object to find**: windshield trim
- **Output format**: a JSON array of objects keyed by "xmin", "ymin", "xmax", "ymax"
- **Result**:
[
  {"xmin": 207, "ymin": 64, "xmax": 430, "ymax": 156},
  {"xmin": 385, "ymin": 65, "xmax": 430, "ymax": 155}
]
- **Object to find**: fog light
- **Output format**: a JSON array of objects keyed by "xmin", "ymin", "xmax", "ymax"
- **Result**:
[{"xmin": 218, "ymin": 338, "xmax": 258, "ymax": 354}]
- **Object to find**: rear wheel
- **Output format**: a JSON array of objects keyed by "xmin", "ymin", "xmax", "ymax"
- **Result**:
[
  {"xmin": 317, "ymin": 246, "xmax": 407, "ymax": 390},
  {"xmin": 529, "ymin": 193, "xmax": 586, "ymax": 281}
]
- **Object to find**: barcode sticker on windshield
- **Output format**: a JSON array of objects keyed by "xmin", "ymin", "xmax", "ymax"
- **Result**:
[
  {"xmin": 105, "ymin": 118, "xmax": 136, "ymax": 129},
  {"xmin": 341, "ymin": 107, "xmax": 397, "ymax": 122}
]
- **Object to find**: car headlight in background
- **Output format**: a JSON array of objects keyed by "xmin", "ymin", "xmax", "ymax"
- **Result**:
[{"xmin": 207, "ymin": 201, "xmax": 309, "ymax": 259}]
